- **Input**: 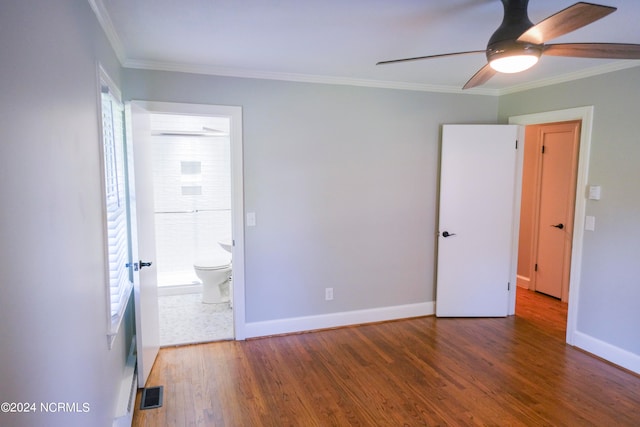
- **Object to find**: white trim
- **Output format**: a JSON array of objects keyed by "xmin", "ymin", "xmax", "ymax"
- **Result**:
[
  {"xmin": 97, "ymin": 65, "xmax": 114, "ymax": 347},
  {"xmin": 123, "ymin": 58, "xmax": 496, "ymax": 95},
  {"xmin": 98, "ymin": 64, "xmax": 133, "ymax": 349},
  {"xmin": 573, "ymin": 331, "xmax": 640, "ymax": 375},
  {"xmin": 516, "ymin": 274, "xmax": 530, "ymax": 289},
  {"xmin": 509, "ymin": 106, "xmax": 594, "ymax": 346},
  {"xmin": 122, "ymin": 59, "xmax": 640, "ymax": 97},
  {"xmin": 245, "ymin": 302, "xmax": 435, "ymax": 339},
  {"xmin": 508, "ymin": 125, "xmax": 526, "ymax": 316},
  {"xmin": 113, "ymin": 336, "xmax": 137, "ymax": 427},
  {"xmin": 498, "ymin": 62, "xmax": 640, "ymax": 95},
  {"xmin": 157, "ymin": 284, "xmax": 202, "ymax": 297},
  {"xmin": 130, "ymin": 101, "xmax": 246, "ymax": 340},
  {"xmin": 98, "ymin": 64, "xmax": 122, "ymax": 102},
  {"xmin": 87, "ymin": 0, "xmax": 127, "ymax": 63}
]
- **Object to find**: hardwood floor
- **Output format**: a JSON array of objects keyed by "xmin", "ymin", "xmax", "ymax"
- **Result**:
[{"xmin": 133, "ymin": 289, "xmax": 640, "ymax": 426}]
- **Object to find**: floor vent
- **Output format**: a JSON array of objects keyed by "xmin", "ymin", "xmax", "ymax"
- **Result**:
[{"xmin": 140, "ymin": 386, "xmax": 164, "ymax": 410}]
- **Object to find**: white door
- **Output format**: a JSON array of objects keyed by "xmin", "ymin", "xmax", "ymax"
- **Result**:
[
  {"xmin": 436, "ymin": 125, "xmax": 521, "ymax": 317},
  {"xmin": 126, "ymin": 102, "xmax": 160, "ymax": 387}
]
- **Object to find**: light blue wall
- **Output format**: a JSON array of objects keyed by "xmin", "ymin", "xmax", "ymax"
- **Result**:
[
  {"xmin": 499, "ymin": 66, "xmax": 640, "ymax": 356},
  {"xmin": 123, "ymin": 70, "xmax": 499, "ymax": 322},
  {"xmin": 0, "ymin": 1, "xmax": 132, "ymax": 426}
]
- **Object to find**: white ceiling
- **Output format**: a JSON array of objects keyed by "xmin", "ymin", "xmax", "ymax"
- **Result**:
[{"xmin": 93, "ymin": 0, "xmax": 640, "ymax": 94}]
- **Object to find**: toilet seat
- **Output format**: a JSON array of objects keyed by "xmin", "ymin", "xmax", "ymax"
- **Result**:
[{"xmin": 194, "ymin": 254, "xmax": 231, "ymax": 271}]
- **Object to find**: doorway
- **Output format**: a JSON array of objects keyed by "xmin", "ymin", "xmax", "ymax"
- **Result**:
[
  {"xmin": 150, "ymin": 112, "xmax": 235, "ymax": 345},
  {"xmin": 517, "ymin": 120, "xmax": 580, "ymax": 302},
  {"xmin": 509, "ymin": 106, "xmax": 594, "ymax": 345},
  {"xmin": 128, "ymin": 101, "xmax": 246, "ymax": 354}
]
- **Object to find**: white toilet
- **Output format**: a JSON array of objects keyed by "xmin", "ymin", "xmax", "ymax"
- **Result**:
[{"xmin": 194, "ymin": 254, "xmax": 232, "ymax": 304}]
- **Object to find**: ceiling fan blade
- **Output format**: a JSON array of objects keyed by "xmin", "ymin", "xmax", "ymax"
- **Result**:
[
  {"xmin": 518, "ymin": 2, "xmax": 616, "ymax": 45},
  {"xmin": 463, "ymin": 64, "xmax": 497, "ymax": 90},
  {"xmin": 376, "ymin": 50, "xmax": 485, "ymax": 65},
  {"xmin": 544, "ymin": 43, "xmax": 640, "ymax": 59}
]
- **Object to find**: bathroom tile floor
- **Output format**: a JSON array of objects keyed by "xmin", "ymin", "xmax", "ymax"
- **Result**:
[{"xmin": 158, "ymin": 292, "xmax": 233, "ymax": 346}]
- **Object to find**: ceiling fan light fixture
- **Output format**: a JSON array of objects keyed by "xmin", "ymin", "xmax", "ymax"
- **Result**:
[
  {"xmin": 490, "ymin": 53, "xmax": 539, "ymax": 73},
  {"xmin": 487, "ymin": 41, "xmax": 542, "ymax": 73}
]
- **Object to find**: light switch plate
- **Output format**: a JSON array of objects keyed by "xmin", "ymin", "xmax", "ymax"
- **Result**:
[
  {"xmin": 585, "ymin": 215, "xmax": 595, "ymax": 231},
  {"xmin": 588, "ymin": 185, "xmax": 601, "ymax": 200},
  {"xmin": 246, "ymin": 212, "xmax": 256, "ymax": 227}
]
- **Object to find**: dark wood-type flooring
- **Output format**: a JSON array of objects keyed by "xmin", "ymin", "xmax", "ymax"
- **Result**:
[{"xmin": 133, "ymin": 289, "xmax": 640, "ymax": 426}]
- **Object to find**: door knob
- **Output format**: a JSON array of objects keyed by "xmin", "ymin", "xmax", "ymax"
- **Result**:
[
  {"xmin": 442, "ymin": 231, "xmax": 456, "ymax": 237},
  {"xmin": 125, "ymin": 261, "xmax": 153, "ymax": 271},
  {"xmin": 551, "ymin": 223, "xmax": 564, "ymax": 229}
]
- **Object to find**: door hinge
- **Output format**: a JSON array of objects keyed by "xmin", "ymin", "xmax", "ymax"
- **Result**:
[
  {"xmin": 508, "ymin": 282, "xmax": 511, "ymax": 291},
  {"xmin": 541, "ymin": 145, "xmax": 546, "ymax": 154},
  {"xmin": 515, "ymin": 140, "xmax": 518, "ymax": 149},
  {"xmin": 534, "ymin": 263, "xmax": 538, "ymax": 271}
]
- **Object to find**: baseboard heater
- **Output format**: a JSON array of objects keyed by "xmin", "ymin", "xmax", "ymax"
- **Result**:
[{"xmin": 113, "ymin": 336, "xmax": 138, "ymax": 427}]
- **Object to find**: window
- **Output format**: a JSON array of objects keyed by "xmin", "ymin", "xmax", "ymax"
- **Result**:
[{"xmin": 99, "ymin": 70, "xmax": 132, "ymax": 345}]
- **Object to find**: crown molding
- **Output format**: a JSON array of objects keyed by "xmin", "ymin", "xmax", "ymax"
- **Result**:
[
  {"xmin": 120, "ymin": 57, "xmax": 640, "ymax": 97},
  {"xmin": 498, "ymin": 61, "xmax": 640, "ymax": 95},
  {"xmin": 87, "ymin": 0, "xmax": 127, "ymax": 63},
  {"xmin": 122, "ymin": 58, "xmax": 501, "ymax": 95}
]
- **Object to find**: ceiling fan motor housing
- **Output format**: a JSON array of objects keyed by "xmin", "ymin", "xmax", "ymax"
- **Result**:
[
  {"xmin": 486, "ymin": 0, "xmax": 541, "ymax": 66},
  {"xmin": 487, "ymin": 40, "xmax": 543, "ymax": 64}
]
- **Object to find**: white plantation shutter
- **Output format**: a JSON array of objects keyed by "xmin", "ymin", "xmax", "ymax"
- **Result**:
[
  {"xmin": 101, "ymin": 83, "xmax": 132, "ymax": 337},
  {"xmin": 107, "ymin": 207, "xmax": 128, "ymax": 317}
]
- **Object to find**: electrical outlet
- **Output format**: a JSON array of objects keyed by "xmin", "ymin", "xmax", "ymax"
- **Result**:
[{"xmin": 325, "ymin": 287, "xmax": 333, "ymax": 301}]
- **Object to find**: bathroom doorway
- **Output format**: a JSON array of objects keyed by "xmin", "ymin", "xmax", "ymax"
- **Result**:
[
  {"xmin": 129, "ymin": 101, "xmax": 245, "ymax": 347},
  {"xmin": 151, "ymin": 112, "xmax": 234, "ymax": 345}
]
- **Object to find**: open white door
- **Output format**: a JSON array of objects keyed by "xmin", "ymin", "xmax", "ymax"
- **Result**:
[
  {"xmin": 125, "ymin": 102, "xmax": 160, "ymax": 387},
  {"xmin": 436, "ymin": 125, "xmax": 521, "ymax": 317}
]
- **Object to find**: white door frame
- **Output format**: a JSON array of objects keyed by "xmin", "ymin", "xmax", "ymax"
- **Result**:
[
  {"xmin": 509, "ymin": 106, "xmax": 594, "ymax": 346},
  {"xmin": 132, "ymin": 100, "xmax": 246, "ymax": 340}
]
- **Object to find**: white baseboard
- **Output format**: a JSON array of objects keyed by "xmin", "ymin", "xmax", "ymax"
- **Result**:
[
  {"xmin": 516, "ymin": 274, "xmax": 530, "ymax": 289},
  {"xmin": 244, "ymin": 302, "xmax": 435, "ymax": 339},
  {"xmin": 113, "ymin": 337, "xmax": 137, "ymax": 427},
  {"xmin": 157, "ymin": 283, "xmax": 202, "ymax": 296},
  {"xmin": 573, "ymin": 330, "xmax": 640, "ymax": 375}
]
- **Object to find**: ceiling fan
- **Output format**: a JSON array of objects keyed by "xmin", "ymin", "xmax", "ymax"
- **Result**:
[{"xmin": 377, "ymin": 1, "xmax": 640, "ymax": 89}]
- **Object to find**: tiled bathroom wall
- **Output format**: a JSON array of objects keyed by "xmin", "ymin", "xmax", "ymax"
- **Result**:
[{"xmin": 151, "ymin": 114, "xmax": 232, "ymax": 286}]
